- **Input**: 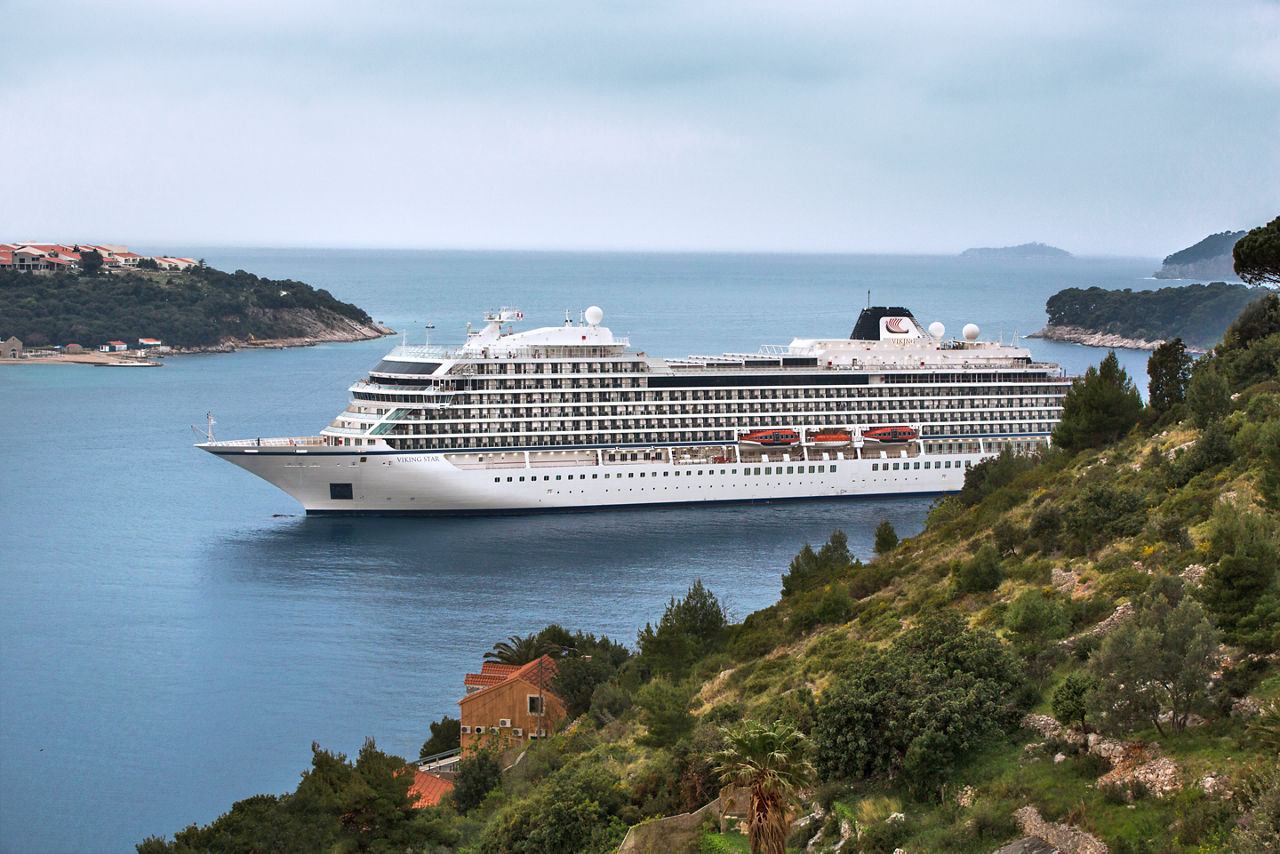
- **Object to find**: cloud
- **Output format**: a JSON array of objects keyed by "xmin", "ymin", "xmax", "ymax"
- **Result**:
[{"xmin": 2, "ymin": 0, "xmax": 1277, "ymax": 253}]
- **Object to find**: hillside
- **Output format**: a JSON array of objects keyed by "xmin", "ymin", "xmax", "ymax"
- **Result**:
[
  {"xmin": 960, "ymin": 242, "xmax": 1072, "ymax": 259},
  {"xmin": 140, "ymin": 296, "xmax": 1280, "ymax": 854},
  {"xmin": 1035, "ymin": 282, "xmax": 1265, "ymax": 351},
  {"xmin": 0, "ymin": 265, "xmax": 389, "ymax": 349},
  {"xmin": 1154, "ymin": 231, "xmax": 1246, "ymax": 281}
]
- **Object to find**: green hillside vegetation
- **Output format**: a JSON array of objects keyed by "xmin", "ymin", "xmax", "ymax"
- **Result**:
[
  {"xmin": 1045, "ymin": 282, "xmax": 1266, "ymax": 349},
  {"xmin": 140, "ymin": 295, "xmax": 1280, "ymax": 854},
  {"xmin": 0, "ymin": 265, "xmax": 372, "ymax": 348},
  {"xmin": 1163, "ymin": 231, "xmax": 1246, "ymax": 267}
]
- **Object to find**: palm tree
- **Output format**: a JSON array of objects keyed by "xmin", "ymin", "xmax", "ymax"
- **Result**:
[
  {"xmin": 483, "ymin": 633, "xmax": 557, "ymax": 665},
  {"xmin": 714, "ymin": 719, "xmax": 815, "ymax": 854}
]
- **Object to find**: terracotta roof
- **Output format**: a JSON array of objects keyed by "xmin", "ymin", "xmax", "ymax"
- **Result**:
[
  {"xmin": 464, "ymin": 672, "xmax": 510, "ymax": 688},
  {"xmin": 459, "ymin": 654, "xmax": 559, "ymax": 706},
  {"xmin": 0, "ymin": 250, "xmax": 12, "ymax": 263},
  {"xmin": 408, "ymin": 770, "xmax": 453, "ymax": 808},
  {"xmin": 480, "ymin": 662, "xmax": 521, "ymax": 675}
]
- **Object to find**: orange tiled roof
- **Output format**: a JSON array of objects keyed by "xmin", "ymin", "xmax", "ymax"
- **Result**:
[
  {"xmin": 460, "ymin": 654, "xmax": 559, "ymax": 705},
  {"xmin": 480, "ymin": 662, "xmax": 521, "ymax": 676},
  {"xmin": 408, "ymin": 770, "xmax": 453, "ymax": 808}
]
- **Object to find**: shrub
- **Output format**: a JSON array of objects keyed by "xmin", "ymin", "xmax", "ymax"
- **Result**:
[
  {"xmin": 813, "ymin": 611, "xmax": 1024, "ymax": 796},
  {"xmin": 873, "ymin": 520, "xmax": 899, "ymax": 555},
  {"xmin": 951, "ymin": 544, "xmax": 1003, "ymax": 593},
  {"xmin": 452, "ymin": 750, "xmax": 503, "ymax": 813},
  {"xmin": 634, "ymin": 679, "xmax": 696, "ymax": 747}
]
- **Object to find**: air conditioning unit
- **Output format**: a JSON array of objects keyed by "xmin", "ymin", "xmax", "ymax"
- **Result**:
[
  {"xmin": 460, "ymin": 725, "xmax": 471, "ymax": 734},
  {"xmin": 499, "ymin": 718, "xmax": 512, "ymax": 728},
  {"xmin": 512, "ymin": 728, "xmax": 523, "ymax": 737},
  {"xmin": 473, "ymin": 726, "xmax": 484, "ymax": 734}
]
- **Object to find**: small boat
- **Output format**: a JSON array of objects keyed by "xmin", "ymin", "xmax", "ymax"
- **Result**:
[
  {"xmin": 861, "ymin": 426, "xmax": 918, "ymax": 444},
  {"xmin": 810, "ymin": 432, "xmax": 851, "ymax": 447},
  {"xmin": 739, "ymin": 429, "xmax": 800, "ymax": 447}
]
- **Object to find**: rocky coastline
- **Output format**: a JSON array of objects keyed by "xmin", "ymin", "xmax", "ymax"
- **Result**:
[
  {"xmin": 171, "ymin": 312, "xmax": 395, "ymax": 355},
  {"xmin": 1027, "ymin": 324, "xmax": 1206, "ymax": 353}
]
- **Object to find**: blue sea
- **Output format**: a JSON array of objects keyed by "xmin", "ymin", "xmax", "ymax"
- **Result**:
[{"xmin": 0, "ymin": 250, "xmax": 1159, "ymax": 852}]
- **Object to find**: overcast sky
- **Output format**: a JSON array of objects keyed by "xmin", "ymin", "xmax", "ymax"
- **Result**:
[{"xmin": 3, "ymin": 0, "xmax": 1277, "ymax": 255}]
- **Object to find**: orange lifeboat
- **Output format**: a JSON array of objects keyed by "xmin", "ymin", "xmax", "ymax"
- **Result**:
[
  {"xmin": 861, "ymin": 426, "xmax": 919, "ymax": 443},
  {"xmin": 739, "ymin": 429, "xmax": 801, "ymax": 447}
]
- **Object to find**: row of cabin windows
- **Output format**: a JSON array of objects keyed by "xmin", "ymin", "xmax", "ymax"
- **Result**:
[
  {"xmin": 495, "ymin": 466, "xmax": 838, "ymax": 483},
  {"xmin": 487, "ymin": 460, "xmax": 985, "ymax": 483}
]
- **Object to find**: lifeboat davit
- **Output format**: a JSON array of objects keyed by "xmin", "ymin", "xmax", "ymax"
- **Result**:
[
  {"xmin": 810, "ymin": 432, "xmax": 852, "ymax": 447},
  {"xmin": 861, "ymin": 426, "xmax": 919, "ymax": 444},
  {"xmin": 739, "ymin": 429, "xmax": 801, "ymax": 447}
]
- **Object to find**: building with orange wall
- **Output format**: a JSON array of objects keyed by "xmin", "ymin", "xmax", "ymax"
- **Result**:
[{"xmin": 457, "ymin": 654, "xmax": 566, "ymax": 753}]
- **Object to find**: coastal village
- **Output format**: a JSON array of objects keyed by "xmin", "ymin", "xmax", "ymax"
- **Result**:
[{"xmin": 1, "ymin": 241, "xmax": 192, "ymax": 363}]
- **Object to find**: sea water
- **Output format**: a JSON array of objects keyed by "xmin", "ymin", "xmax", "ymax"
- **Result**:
[{"xmin": 0, "ymin": 250, "xmax": 1158, "ymax": 852}]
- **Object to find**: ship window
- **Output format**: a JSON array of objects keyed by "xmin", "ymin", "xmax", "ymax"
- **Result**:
[
  {"xmin": 592, "ymin": 473, "xmax": 598, "ymax": 479},
  {"xmin": 892, "ymin": 463, "xmax": 900, "ymax": 470},
  {"xmin": 329, "ymin": 483, "xmax": 353, "ymax": 500},
  {"xmin": 753, "ymin": 467, "xmax": 761, "ymax": 475},
  {"xmin": 786, "ymin": 466, "xmax": 794, "ymax": 474},
  {"xmin": 494, "ymin": 477, "xmax": 500, "ymax": 482},
  {"xmin": 818, "ymin": 466, "xmax": 825, "ymax": 473},
  {"xmin": 663, "ymin": 471, "xmax": 669, "ymax": 477},
  {"xmin": 764, "ymin": 467, "xmax": 772, "ymax": 474},
  {"xmin": 519, "ymin": 476, "xmax": 525, "ymax": 481},
  {"xmin": 831, "ymin": 465, "xmax": 837, "ymax": 472},
  {"xmin": 732, "ymin": 469, "xmax": 738, "ymax": 474},
  {"xmin": 544, "ymin": 475, "xmax": 550, "ymax": 480},
  {"xmin": 808, "ymin": 465, "xmax": 815, "ymax": 473},
  {"xmin": 923, "ymin": 462, "xmax": 929, "ymax": 469},
  {"xmin": 914, "ymin": 462, "xmax": 920, "ymax": 469},
  {"xmin": 556, "ymin": 475, "xmax": 562, "ymax": 480},
  {"xmin": 945, "ymin": 461, "xmax": 952, "ymax": 468},
  {"xmin": 871, "ymin": 463, "xmax": 878, "ymax": 471},
  {"xmin": 628, "ymin": 472, "xmax": 634, "ymax": 478},
  {"xmin": 698, "ymin": 470, "xmax": 703, "ymax": 475}
]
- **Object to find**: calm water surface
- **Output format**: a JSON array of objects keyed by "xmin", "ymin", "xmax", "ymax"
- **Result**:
[{"xmin": 0, "ymin": 250, "xmax": 1158, "ymax": 852}]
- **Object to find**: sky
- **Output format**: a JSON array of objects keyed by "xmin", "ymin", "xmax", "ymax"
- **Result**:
[{"xmin": 3, "ymin": 0, "xmax": 1278, "ymax": 255}]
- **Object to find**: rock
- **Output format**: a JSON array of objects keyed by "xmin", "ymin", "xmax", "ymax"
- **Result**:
[
  {"xmin": 1052, "ymin": 568, "xmax": 1080, "ymax": 595},
  {"xmin": 992, "ymin": 839, "xmax": 1059, "ymax": 854},
  {"xmin": 1200, "ymin": 774, "xmax": 1234, "ymax": 799},
  {"xmin": 1231, "ymin": 697, "xmax": 1263, "ymax": 719},
  {"xmin": 1014, "ymin": 804, "xmax": 1109, "ymax": 853},
  {"xmin": 1023, "ymin": 714, "xmax": 1063, "ymax": 740},
  {"xmin": 1180, "ymin": 564, "xmax": 1208, "ymax": 587},
  {"xmin": 1055, "ymin": 753, "xmax": 1067, "ymax": 764}
]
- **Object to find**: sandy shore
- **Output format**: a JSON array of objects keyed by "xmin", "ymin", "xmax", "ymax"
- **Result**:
[{"xmin": 0, "ymin": 351, "xmax": 162, "ymax": 366}]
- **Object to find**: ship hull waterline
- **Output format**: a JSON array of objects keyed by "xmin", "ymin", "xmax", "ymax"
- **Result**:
[{"xmin": 199, "ymin": 442, "xmax": 1006, "ymax": 516}]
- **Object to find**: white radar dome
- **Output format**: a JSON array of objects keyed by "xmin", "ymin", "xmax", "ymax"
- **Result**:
[
  {"xmin": 585, "ymin": 305, "xmax": 604, "ymax": 327},
  {"xmin": 928, "ymin": 321, "xmax": 945, "ymax": 338},
  {"xmin": 962, "ymin": 323, "xmax": 980, "ymax": 342}
]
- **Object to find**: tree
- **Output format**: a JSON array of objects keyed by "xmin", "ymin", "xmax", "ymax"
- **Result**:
[
  {"xmin": 1147, "ymin": 337, "xmax": 1192, "ymax": 413},
  {"xmin": 484, "ymin": 632, "xmax": 558, "ymax": 665},
  {"xmin": 637, "ymin": 579, "xmax": 728, "ymax": 678},
  {"xmin": 873, "ymin": 520, "xmax": 898, "ymax": 555},
  {"xmin": 634, "ymin": 679, "xmax": 696, "ymax": 747},
  {"xmin": 79, "ymin": 249, "xmax": 103, "ymax": 275},
  {"xmin": 715, "ymin": 719, "xmax": 816, "ymax": 854},
  {"xmin": 1199, "ymin": 507, "xmax": 1280, "ymax": 653},
  {"xmin": 1051, "ymin": 671, "xmax": 1098, "ymax": 731},
  {"xmin": 1186, "ymin": 362, "xmax": 1231, "ymax": 427},
  {"xmin": 1089, "ymin": 575, "xmax": 1221, "ymax": 736},
  {"xmin": 1052, "ymin": 351, "xmax": 1143, "ymax": 451},
  {"xmin": 452, "ymin": 750, "xmax": 502, "ymax": 813},
  {"xmin": 951, "ymin": 543, "xmax": 1003, "ymax": 593},
  {"xmin": 420, "ymin": 715, "xmax": 460, "ymax": 758},
  {"xmin": 1233, "ymin": 216, "xmax": 1280, "ymax": 285}
]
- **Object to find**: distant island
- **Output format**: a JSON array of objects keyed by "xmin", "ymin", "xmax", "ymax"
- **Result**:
[
  {"xmin": 1031, "ymin": 281, "xmax": 1264, "ymax": 351},
  {"xmin": 0, "ymin": 248, "xmax": 391, "ymax": 353},
  {"xmin": 960, "ymin": 242, "xmax": 1072, "ymax": 259},
  {"xmin": 1152, "ymin": 230, "xmax": 1245, "ymax": 280}
]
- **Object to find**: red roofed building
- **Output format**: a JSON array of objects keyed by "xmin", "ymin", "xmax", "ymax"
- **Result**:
[
  {"xmin": 0, "ymin": 249, "xmax": 13, "ymax": 269},
  {"xmin": 407, "ymin": 769, "xmax": 454, "ymax": 808},
  {"xmin": 458, "ymin": 654, "xmax": 566, "ymax": 753}
]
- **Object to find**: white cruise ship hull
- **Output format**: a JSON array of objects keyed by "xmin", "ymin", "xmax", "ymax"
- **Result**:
[{"xmin": 199, "ymin": 441, "xmax": 992, "ymax": 515}]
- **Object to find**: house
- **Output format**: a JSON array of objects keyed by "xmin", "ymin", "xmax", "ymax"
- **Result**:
[
  {"xmin": 457, "ymin": 654, "xmax": 566, "ymax": 753},
  {"xmin": 2, "ymin": 336, "xmax": 22, "ymax": 359},
  {"xmin": 0, "ymin": 249, "xmax": 13, "ymax": 269},
  {"xmin": 137, "ymin": 338, "xmax": 163, "ymax": 348},
  {"xmin": 100, "ymin": 341, "xmax": 127, "ymax": 352},
  {"xmin": 407, "ymin": 769, "xmax": 454, "ymax": 808}
]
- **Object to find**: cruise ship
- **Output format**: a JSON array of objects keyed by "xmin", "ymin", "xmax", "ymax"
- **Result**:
[{"xmin": 199, "ymin": 306, "xmax": 1070, "ymax": 515}]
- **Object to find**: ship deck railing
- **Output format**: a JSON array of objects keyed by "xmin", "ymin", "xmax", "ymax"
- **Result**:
[{"xmin": 202, "ymin": 436, "xmax": 325, "ymax": 448}]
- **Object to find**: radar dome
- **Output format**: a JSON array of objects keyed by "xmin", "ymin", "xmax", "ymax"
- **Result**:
[
  {"xmin": 585, "ymin": 305, "xmax": 604, "ymax": 327},
  {"xmin": 928, "ymin": 321, "xmax": 945, "ymax": 338},
  {"xmin": 962, "ymin": 323, "xmax": 980, "ymax": 341}
]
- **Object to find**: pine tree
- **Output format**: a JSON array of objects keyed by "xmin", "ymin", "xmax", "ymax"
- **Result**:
[
  {"xmin": 1052, "ymin": 351, "xmax": 1143, "ymax": 451},
  {"xmin": 1147, "ymin": 337, "xmax": 1192, "ymax": 412}
]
